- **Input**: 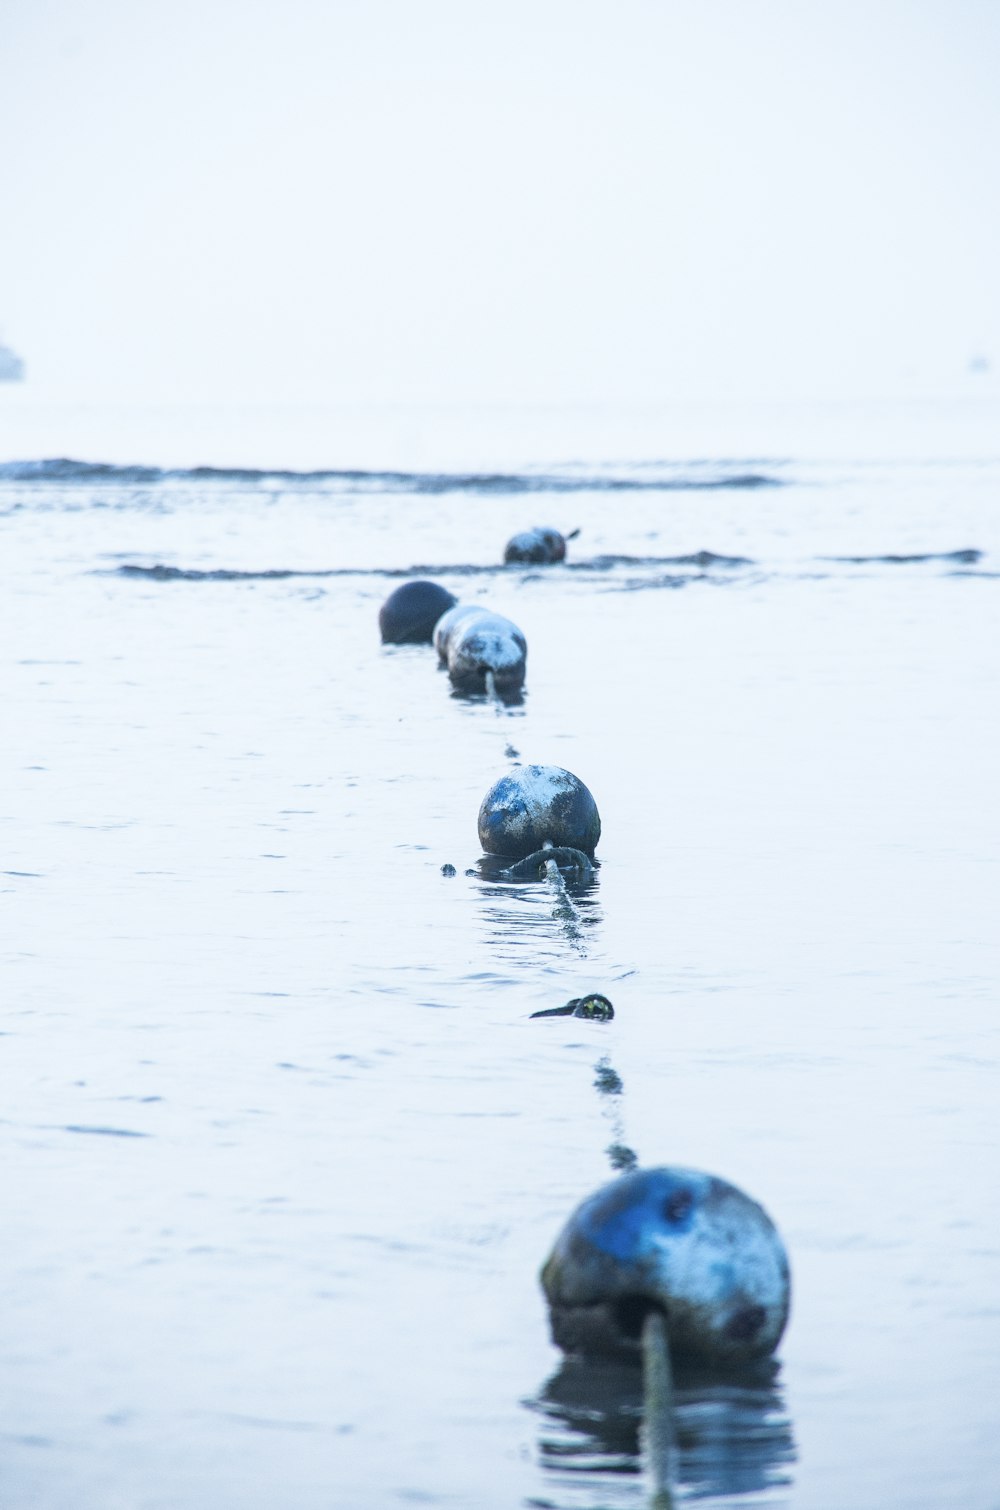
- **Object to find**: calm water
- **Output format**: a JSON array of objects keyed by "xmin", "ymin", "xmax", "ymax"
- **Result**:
[{"xmin": 2, "ymin": 399, "xmax": 999, "ymax": 1509}]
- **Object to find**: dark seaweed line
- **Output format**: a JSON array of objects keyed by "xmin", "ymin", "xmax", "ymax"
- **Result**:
[
  {"xmin": 0, "ymin": 457, "xmax": 783, "ymax": 493},
  {"xmin": 106, "ymin": 547, "xmax": 988, "ymax": 583},
  {"xmin": 107, "ymin": 551, "xmax": 754, "ymax": 582},
  {"xmin": 823, "ymin": 548, "xmax": 982, "ymax": 565}
]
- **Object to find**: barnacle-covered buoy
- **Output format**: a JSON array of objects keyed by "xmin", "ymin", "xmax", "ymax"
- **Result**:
[
  {"xmin": 478, "ymin": 765, "xmax": 600, "ymax": 860},
  {"xmin": 437, "ymin": 605, "xmax": 527, "ymax": 695}
]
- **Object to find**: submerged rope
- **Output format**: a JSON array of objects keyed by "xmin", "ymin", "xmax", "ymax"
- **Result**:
[
  {"xmin": 543, "ymin": 855, "xmax": 587, "ymax": 948},
  {"xmin": 500, "ymin": 846, "xmax": 594, "ymax": 882},
  {"xmin": 593, "ymin": 1054, "xmax": 638, "ymax": 1172}
]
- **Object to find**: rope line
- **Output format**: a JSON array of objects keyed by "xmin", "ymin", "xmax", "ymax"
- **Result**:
[{"xmin": 641, "ymin": 1310, "xmax": 677, "ymax": 1508}]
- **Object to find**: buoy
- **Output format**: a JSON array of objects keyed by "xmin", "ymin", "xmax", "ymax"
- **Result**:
[
  {"xmin": 478, "ymin": 765, "xmax": 600, "ymax": 860},
  {"xmin": 433, "ymin": 603, "xmax": 484, "ymax": 662},
  {"xmin": 379, "ymin": 580, "xmax": 457, "ymax": 644},
  {"xmin": 504, "ymin": 526, "xmax": 568, "ymax": 565},
  {"xmin": 541, "ymin": 1166, "xmax": 790, "ymax": 1364},
  {"xmin": 436, "ymin": 605, "xmax": 527, "ymax": 695}
]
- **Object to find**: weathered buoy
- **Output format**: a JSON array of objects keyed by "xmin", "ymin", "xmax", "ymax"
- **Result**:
[
  {"xmin": 379, "ymin": 579, "xmax": 457, "ymax": 644},
  {"xmin": 439, "ymin": 606, "xmax": 527, "ymax": 695},
  {"xmin": 504, "ymin": 526, "xmax": 568, "ymax": 565},
  {"xmin": 433, "ymin": 603, "xmax": 485, "ymax": 662},
  {"xmin": 541, "ymin": 1167, "xmax": 790, "ymax": 1364},
  {"xmin": 478, "ymin": 765, "xmax": 600, "ymax": 859}
]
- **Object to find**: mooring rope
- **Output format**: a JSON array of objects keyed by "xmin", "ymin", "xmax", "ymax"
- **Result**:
[
  {"xmin": 641, "ymin": 1309, "xmax": 677, "ymax": 1508},
  {"xmin": 542, "ymin": 854, "xmax": 587, "ymax": 948},
  {"xmin": 484, "ymin": 667, "xmax": 505, "ymax": 713},
  {"xmin": 501, "ymin": 846, "xmax": 594, "ymax": 882},
  {"xmin": 593, "ymin": 1052, "xmax": 671, "ymax": 1497},
  {"xmin": 592, "ymin": 1055, "xmax": 639, "ymax": 1173}
]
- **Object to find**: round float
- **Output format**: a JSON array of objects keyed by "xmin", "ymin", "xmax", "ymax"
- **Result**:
[
  {"xmin": 540, "ymin": 1166, "xmax": 790, "ymax": 1363},
  {"xmin": 478, "ymin": 765, "xmax": 600, "ymax": 859},
  {"xmin": 379, "ymin": 580, "xmax": 457, "ymax": 644},
  {"xmin": 447, "ymin": 611, "xmax": 527, "ymax": 694}
]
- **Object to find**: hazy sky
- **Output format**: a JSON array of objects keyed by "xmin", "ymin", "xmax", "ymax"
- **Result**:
[{"xmin": 2, "ymin": 0, "xmax": 998, "ymax": 404}]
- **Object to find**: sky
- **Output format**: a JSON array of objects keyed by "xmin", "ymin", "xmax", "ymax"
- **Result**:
[{"xmin": 1, "ymin": 0, "xmax": 998, "ymax": 406}]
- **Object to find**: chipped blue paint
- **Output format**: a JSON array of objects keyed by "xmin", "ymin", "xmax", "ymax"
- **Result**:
[{"xmin": 580, "ymin": 1169, "xmax": 703, "ymax": 1259}]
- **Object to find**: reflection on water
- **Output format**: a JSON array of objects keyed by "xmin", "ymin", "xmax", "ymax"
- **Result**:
[
  {"xmin": 529, "ymin": 1354, "xmax": 796, "ymax": 1506},
  {"xmin": 453, "ymin": 684, "xmax": 527, "ymax": 708}
]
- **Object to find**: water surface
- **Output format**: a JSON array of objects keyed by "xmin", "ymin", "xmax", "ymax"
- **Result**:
[{"xmin": 2, "ymin": 403, "xmax": 999, "ymax": 1508}]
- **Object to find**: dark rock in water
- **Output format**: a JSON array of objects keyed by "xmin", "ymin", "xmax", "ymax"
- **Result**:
[
  {"xmin": 504, "ymin": 526, "xmax": 568, "ymax": 565},
  {"xmin": 541, "ymin": 1167, "xmax": 790, "ymax": 1364},
  {"xmin": 478, "ymin": 765, "xmax": 600, "ymax": 859},
  {"xmin": 379, "ymin": 580, "xmax": 457, "ymax": 643},
  {"xmin": 440, "ymin": 863, "xmax": 457, "ymax": 877},
  {"xmin": 436, "ymin": 603, "xmax": 527, "ymax": 695},
  {"xmin": 530, "ymin": 993, "xmax": 614, "ymax": 1020},
  {"xmin": 570, "ymin": 993, "xmax": 614, "ymax": 1020}
]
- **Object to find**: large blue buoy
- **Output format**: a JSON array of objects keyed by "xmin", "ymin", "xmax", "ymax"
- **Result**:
[
  {"xmin": 379, "ymin": 580, "xmax": 457, "ymax": 644},
  {"xmin": 541, "ymin": 1167, "xmax": 790, "ymax": 1363},
  {"xmin": 478, "ymin": 765, "xmax": 600, "ymax": 859}
]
